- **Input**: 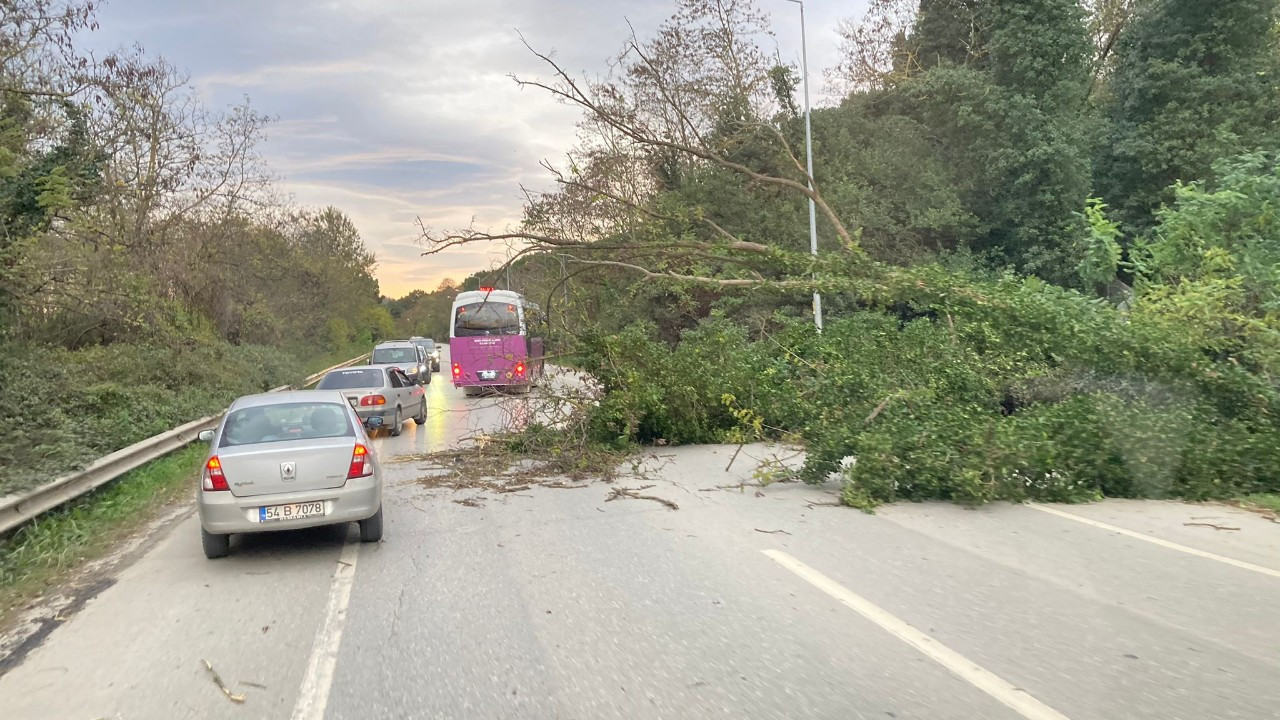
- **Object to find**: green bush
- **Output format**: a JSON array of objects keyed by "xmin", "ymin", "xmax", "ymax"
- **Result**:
[
  {"xmin": 574, "ymin": 269, "xmax": 1280, "ymax": 509},
  {"xmin": 0, "ymin": 339, "xmax": 301, "ymax": 494},
  {"xmin": 556, "ymin": 157, "xmax": 1280, "ymax": 509},
  {"xmin": 577, "ymin": 320, "xmax": 763, "ymax": 446}
]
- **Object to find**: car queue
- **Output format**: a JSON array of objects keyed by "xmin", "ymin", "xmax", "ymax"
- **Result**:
[
  {"xmin": 194, "ymin": 288, "xmax": 548, "ymax": 559},
  {"xmin": 193, "ymin": 337, "xmax": 441, "ymax": 559}
]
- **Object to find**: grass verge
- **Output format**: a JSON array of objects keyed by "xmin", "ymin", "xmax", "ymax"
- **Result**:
[
  {"xmin": 1238, "ymin": 494, "xmax": 1280, "ymax": 515},
  {"xmin": 0, "ymin": 444, "xmax": 204, "ymax": 620}
]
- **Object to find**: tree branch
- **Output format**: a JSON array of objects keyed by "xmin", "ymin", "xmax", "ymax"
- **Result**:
[
  {"xmin": 561, "ymin": 256, "xmax": 806, "ymax": 289},
  {"xmin": 512, "ymin": 34, "xmax": 855, "ymax": 248}
]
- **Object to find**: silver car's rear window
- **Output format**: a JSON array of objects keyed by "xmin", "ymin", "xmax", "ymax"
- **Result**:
[
  {"xmin": 316, "ymin": 368, "xmax": 383, "ymax": 390},
  {"xmin": 221, "ymin": 402, "xmax": 354, "ymax": 447},
  {"xmin": 372, "ymin": 347, "xmax": 416, "ymax": 364}
]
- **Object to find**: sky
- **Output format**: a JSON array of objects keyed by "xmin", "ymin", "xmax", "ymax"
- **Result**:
[{"xmin": 84, "ymin": 0, "xmax": 863, "ymax": 298}]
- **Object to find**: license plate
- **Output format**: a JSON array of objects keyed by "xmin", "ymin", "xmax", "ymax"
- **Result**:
[
  {"xmin": 259, "ymin": 501, "xmax": 325, "ymax": 522},
  {"xmin": 347, "ymin": 397, "xmax": 358, "ymax": 408},
  {"xmin": 479, "ymin": 370, "xmax": 498, "ymax": 380}
]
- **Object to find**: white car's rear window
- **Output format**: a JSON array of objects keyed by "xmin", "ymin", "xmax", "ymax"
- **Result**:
[{"xmin": 316, "ymin": 368, "xmax": 383, "ymax": 390}]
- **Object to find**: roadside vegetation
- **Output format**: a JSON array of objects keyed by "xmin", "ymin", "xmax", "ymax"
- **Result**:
[
  {"xmin": 0, "ymin": 445, "xmax": 203, "ymax": 617},
  {"xmin": 1240, "ymin": 495, "xmax": 1280, "ymax": 516},
  {"xmin": 427, "ymin": 0, "xmax": 1280, "ymax": 509},
  {"xmin": 0, "ymin": 2, "xmax": 393, "ymax": 495}
]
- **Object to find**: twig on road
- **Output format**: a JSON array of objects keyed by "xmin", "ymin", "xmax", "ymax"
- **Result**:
[
  {"xmin": 606, "ymin": 486, "xmax": 679, "ymax": 510},
  {"xmin": 754, "ymin": 528, "xmax": 791, "ymax": 535},
  {"xmin": 1183, "ymin": 522, "xmax": 1240, "ymax": 531},
  {"xmin": 725, "ymin": 443, "xmax": 745, "ymax": 472},
  {"xmin": 715, "ymin": 482, "xmax": 762, "ymax": 492},
  {"xmin": 201, "ymin": 659, "xmax": 246, "ymax": 704}
]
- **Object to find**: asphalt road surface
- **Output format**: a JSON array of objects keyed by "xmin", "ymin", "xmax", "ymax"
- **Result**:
[{"xmin": 2, "ymin": 351, "xmax": 1278, "ymax": 719}]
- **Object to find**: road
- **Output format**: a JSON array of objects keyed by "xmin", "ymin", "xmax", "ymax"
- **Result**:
[{"xmin": 2, "ymin": 351, "xmax": 1279, "ymax": 719}]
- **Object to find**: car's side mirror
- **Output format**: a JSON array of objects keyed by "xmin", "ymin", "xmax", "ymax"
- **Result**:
[
  {"xmin": 366, "ymin": 417, "xmax": 384, "ymax": 429},
  {"xmin": 198, "ymin": 429, "xmax": 215, "ymax": 443}
]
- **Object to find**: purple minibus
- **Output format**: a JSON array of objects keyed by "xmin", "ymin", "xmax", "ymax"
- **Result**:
[{"xmin": 449, "ymin": 288, "xmax": 545, "ymax": 394}]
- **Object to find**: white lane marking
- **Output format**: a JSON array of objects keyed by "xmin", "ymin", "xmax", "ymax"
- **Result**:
[
  {"xmin": 291, "ymin": 539, "xmax": 361, "ymax": 720},
  {"xmin": 763, "ymin": 549, "xmax": 1070, "ymax": 720},
  {"xmin": 1027, "ymin": 503, "xmax": 1280, "ymax": 580}
]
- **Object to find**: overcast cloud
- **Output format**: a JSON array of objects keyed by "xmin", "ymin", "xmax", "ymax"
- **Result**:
[{"xmin": 85, "ymin": 0, "xmax": 860, "ymax": 297}]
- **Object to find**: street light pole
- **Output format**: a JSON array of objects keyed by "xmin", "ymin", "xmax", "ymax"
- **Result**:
[{"xmin": 786, "ymin": 0, "xmax": 822, "ymax": 332}]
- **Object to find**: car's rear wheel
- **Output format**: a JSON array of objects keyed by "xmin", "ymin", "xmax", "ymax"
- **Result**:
[
  {"xmin": 390, "ymin": 408, "xmax": 402, "ymax": 436},
  {"xmin": 359, "ymin": 506, "xmax": 383, "ymax": 542},
  {"xmin": 201, "ymin": 528, "xmax": 229, "ymax": 559},
  {"xmin": 413, "ymin": 401, "xmax": 427, "ymax": 425}
]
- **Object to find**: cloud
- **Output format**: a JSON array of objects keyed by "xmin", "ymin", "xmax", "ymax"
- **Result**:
[{"xmin": 83, "ymin": 0, "xmax": 863, "ymax": 297}]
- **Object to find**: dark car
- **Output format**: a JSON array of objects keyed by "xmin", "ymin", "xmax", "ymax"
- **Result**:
[{"xmin": 411, "ymin": 336, "xmax": 441, "ymax": 372}]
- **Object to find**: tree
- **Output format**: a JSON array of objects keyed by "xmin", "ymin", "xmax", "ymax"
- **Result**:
[
  {"xmin": 909, "ymin": 0, "xmax": 988, "ymax": 70},
  {"xmin": 1081, "ymin": 0, "xmax": 1139, "ymax": 98},
  {"xmin": 421, "ymin": 0, "xmax": 853, "ymax": 310},
  {"xmin": 872, "ymin": 0, "xmax": 1093, "ymax": 282},
  {"xmin": 831, "ymin": 0, "xmax": 919, "ymax": 92},
  {"xmin": 1096, "ymin": 0, "xmax": 1280, "ymax": 233}
]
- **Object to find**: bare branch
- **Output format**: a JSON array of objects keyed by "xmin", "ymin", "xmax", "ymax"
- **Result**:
[
  {"xmin": 542, "ymin": 160, "xmax": 759, "ymax": 248},
  {"xmin": 562, "ymin": 256, "xmax": 806, "ymax": 289},
  {"xmin": 513, "ymin": 35, "xmax": 855, "ymax": 248}
]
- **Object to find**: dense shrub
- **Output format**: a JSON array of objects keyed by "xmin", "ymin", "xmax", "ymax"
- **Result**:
[
  {"xmin": 0, "ymin": 340, "xmax": 303, "ymax": 494},
  {"xmin": 576, "ymin": 320, "xmax": 764, "ymax": 446},
  {"xmin": 575, "ymin": 198, "xmax": 1280, "ymax": 509}
]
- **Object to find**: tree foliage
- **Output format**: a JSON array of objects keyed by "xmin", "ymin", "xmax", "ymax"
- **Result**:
[
  {"xmin": 1, "ymin": 1, "xmax": 387, "ymax": 349},
  {"xmin": 0, "ymin": 1, "xmax": 392, "ymax": 490},
  {"xmin": 1096, "ymin": 0, "xmax": 1280, "ymax": 232},
  {"xmin": 424, "ymin": 0, "xmax": 1280, "ymax": 508}
]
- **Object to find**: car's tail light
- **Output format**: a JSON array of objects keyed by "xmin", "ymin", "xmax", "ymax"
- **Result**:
[
  {"xmin": 347, "ymin": 443, "xmax": 373, "ymax": 479},
  {"xmin": 514, "ymin": 361, "xmax": 526, "ymax": 376},
  {"xmin": 359, "ymin": 395, "xmax": 387, "ymax": 406},
  {"xmin": 202, "ymin": 456, "xmax": 229, "ymax": 491},
  {"xmin": 452, "ymin": 363, "xmax": 462, "ymax": 378}
]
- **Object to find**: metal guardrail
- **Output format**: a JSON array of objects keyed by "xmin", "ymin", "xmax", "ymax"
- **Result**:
[{"xmin": 0, "ymin": 353, "xmax": 370, "ymax": 535}]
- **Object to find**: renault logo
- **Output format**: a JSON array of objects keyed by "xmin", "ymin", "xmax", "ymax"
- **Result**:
[{"xmin": 280, "ymin": 462, "xmax": 297, "ymax": 481}]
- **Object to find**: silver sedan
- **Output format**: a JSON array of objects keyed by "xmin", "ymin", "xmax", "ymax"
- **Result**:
[
  {"xmin": 196, "ymin": 391, "xmax": 384, "ymax": 559},
  {"xmin": 314, "ymin": 364, "xmax": 427, "ymax": 436}
]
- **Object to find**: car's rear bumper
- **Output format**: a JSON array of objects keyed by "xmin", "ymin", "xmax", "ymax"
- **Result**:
[
  {"xmin": 355, "ymin": 407, "xmax": 396, "ymax": 425},
  {"xmin": 198, "ymin": 474, "xmax": 381, "ymax": 535},
  {"xmin": 454, "ymin": 378, "xmax": 531, "ymax": 388}
]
